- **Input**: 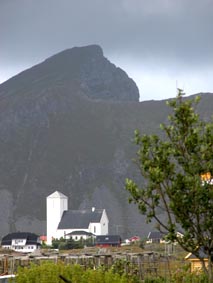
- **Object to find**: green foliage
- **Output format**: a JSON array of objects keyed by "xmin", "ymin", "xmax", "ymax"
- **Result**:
[
  {"xmin": 171, "ymin": 265, "xmax": 208, "ymax": 283},
  {"xmin": 144, "ymin": 278, "xmax": 166, "ymax": 283},
  {"xmin": 15, "ymin": 261, "xmax": 139, "ymax": 283},
  {"xmin": 143, "ymin": 273, "xmax": 208, "ymax": 283},
  {"xmin": 126, "ymin": 90, "xmax": 213, "ymax": 280},
  {"xmin": 109, "ymin": 259, "xmax": 141, "ymax": 283},
  {"xmin": 51, "ymin": 237, "xmax": 92, "ymax": 250},
  {"xmin": 52, "ymin": 238, "xmax": 66, "ymax": 249}
]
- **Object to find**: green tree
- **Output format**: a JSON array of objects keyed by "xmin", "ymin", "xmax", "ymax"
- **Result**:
[{"xmin": 126, "ymin": 90, "xmax": 213, "ymax": 281}]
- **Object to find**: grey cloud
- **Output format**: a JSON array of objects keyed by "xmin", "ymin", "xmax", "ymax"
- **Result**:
[{"xmin": 0, "ymin": 0, "xmax": 212, "ymax": 90}]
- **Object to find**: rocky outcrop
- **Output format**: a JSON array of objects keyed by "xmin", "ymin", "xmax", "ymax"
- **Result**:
[{"xmin": 45, "ymin": 45, "xmax": 140, "ymax": 102}]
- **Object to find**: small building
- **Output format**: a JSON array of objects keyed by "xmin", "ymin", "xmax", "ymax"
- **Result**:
[
  {"xmin": 95, "ymin": 235, "xmax": 121, "ymax": 247},
  {"xmin": 122, "ymin": 235, "xmax": 140, "ymax": 246},
  {"xmin": 185, "ymin": 248, "xmax": 209, "ymax": 272},
  {"xmin": 146, "ymin": 231, "xmax": 183, "ymax": 244},
  {"xmin": 1, "ymin": 232, "xmax": 41, "ymax": 253},
  {"xmin": 129, "ymin": 235, "xmax": 140, "ymax": 242},
  {"xmin": 146, "ymin": 231, "xmax": 165, "ymax": 244},
  {"xmin": 65, "ymin": 230, "xmax": 95, "ymax": 241},
  {"xmin": 40, "ymin": 235, "xmax": 47, "ymax": 244}
]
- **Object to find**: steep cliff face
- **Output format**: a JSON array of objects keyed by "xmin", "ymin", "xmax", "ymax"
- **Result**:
[{"xmin": 0, "ymin": 45, "xmax": 212, "ymax": 239}]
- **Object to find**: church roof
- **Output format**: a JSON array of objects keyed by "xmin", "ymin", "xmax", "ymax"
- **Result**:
[
  {"xmin": 47, "ymin": 190, "xmax": 68, "ymax": 199},
  {"xmin": 58, "ymin": 209, "xmax": 104, "ymax": 229}
]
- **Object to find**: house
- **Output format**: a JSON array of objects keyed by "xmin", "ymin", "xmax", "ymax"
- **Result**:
[
  {"xmin": 65, "ymin": 230, "xmax": 95, "ymax": 241},
  {"xmin": 40, "ymin": 235, "xmax": 47, "ymax": 244},
  {"xmin": 146, "ymin": 231, "xmax": 183, "ymax": 244},
  {"xmin": 95, "ymin": 235, "xmax": 121, "ymax": 247},
  {"xmin": 122, "ymin": 235, "xmax": 140, "ymax": 246},
  {"xmin": 129, "ymin": 235, "xmax": 140, "ymax": 242},
  {"xmin": 146, "ymin": 231, "xmax": 165, "ymax": 244},
  {"xmin": 46, "ymin": 191, "xmax": 109, "ymax": 245},
  {"xmin": 201, "ymin": 172, "xmax": 213, "ymax": 185},
  {"xmin": 1, "ymin": 232, "xmax": 41, "ymax": 253},
  {"xmin": 185, "ymin": 248, "xmax": 209, "ymax": 272}
]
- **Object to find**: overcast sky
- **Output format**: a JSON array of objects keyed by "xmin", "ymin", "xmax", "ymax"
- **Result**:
[{"xmin": 0, "ymin": 0, "xmax": 212, "ymax": 101}]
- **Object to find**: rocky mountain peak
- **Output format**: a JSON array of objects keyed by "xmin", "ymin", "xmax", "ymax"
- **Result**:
[
  {"xmin": 46, "ymin": 44, "xmax": 104, "ymax": 62},
  {"xmin": 0, "ymin": 45, "xmax": 139, "ymax": 102},
  {"xmin": 44, "ymin": 44, "xmax": 140, "ymax": 102}
]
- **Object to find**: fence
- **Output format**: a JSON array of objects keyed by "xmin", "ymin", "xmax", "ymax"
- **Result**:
[{"xmin": 0, "ymin": 250, "xmax": 186, "ymax": 281}]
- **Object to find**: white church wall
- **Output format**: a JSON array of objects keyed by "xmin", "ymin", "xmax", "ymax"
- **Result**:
[
  {"xmin": 100, "ymin": 209, "xmax": 109, "ymax": 235},
  {"xmin": 89, "ymin": 223, "xmax": 101, "ymax": 235},
  {"xmin": 46, "ymin": 191, "xmax": 68, "ymax": 245}
]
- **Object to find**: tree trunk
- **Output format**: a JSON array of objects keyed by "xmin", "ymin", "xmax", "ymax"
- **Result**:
[{"xmin": 208, "ymin": 255, "xmax": 213, "ymax": 283}]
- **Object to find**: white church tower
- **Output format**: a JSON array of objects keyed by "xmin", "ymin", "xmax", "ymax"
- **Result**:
[{"xmin": 46, "ymin": 191, "xmax": 68, "ymax": 245}]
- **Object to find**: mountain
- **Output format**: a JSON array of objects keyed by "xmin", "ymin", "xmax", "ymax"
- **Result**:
[{"xmin": 0, "ymin": 45, "xmax": 212, "ymax": 239}]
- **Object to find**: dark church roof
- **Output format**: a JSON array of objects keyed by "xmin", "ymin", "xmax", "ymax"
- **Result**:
[
  {"xmin": 58, "ymin": 209, "xmax": 104, "ymax": 229},
  {"xmin": 1, "ymin": 232, "xmax": 40, "ymax": 246}
]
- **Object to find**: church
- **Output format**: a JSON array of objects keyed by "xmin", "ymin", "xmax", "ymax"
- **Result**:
[{"xmin": 46, "ymin": 191, "xmax": 109, "ymax": 245}]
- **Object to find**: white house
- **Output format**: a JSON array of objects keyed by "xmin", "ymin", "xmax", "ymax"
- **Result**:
[
  {"xmin": 46, "ymin": 191, "xmax": 109, "ymax": 245},
  {"xmin": 65, "ymin": 231, "xmax": 95, "ymax": 241},
  {"xmin": 1, "ymin": 232, "xmax": 41, "ymax": 253}
]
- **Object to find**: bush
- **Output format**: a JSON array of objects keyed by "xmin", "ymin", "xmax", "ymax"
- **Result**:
[
  {"xmin": 16, "ymin": 261, "xmax": 140, "ymax": 283},
  {"xmin": 171, "ymin": 265, "xmax": 208, "ymax": 283}
]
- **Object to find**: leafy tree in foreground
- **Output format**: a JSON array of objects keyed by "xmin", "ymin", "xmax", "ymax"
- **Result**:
[{"xmin": 126, "ymin": 90, "xmax": 213, "ymax": 281}]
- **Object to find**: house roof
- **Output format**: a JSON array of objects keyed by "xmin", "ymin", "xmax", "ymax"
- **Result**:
[
  {"xmin": 147, "ymin": 231, "xmax": 164, "ymax": 239},
  {"xmin": 185, "ymin": 247, "xmax": 208, "ymax": 260},
  {"xmin": 1, "ymin": 232, "xmax": 40, "ymax": 246},
  {"xmin": 95, "ymin": 235, "xmax": 121, "ymax": 245},
  {"xmin": 47, "ymin": 190, "xmax": 68, "ymax": 199},
  {"xmin": 58, "ymin": 209, "xmax": 104, "ymax": 229}
]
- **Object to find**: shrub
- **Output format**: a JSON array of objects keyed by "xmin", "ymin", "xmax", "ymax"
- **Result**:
[{"xmin": 15, "ymin": 261, "xmax": 140, "ymax": 283}]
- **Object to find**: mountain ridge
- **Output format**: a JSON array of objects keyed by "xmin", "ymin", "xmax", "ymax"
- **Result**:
[{"xmin": 0, "ymin": 45, "xmax": 212, "ymax": 239}]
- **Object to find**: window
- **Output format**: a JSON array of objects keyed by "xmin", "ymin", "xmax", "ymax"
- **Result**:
[{"xmin": 94, "ymin": 226, "xmax": 96, "ymax": 233}]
